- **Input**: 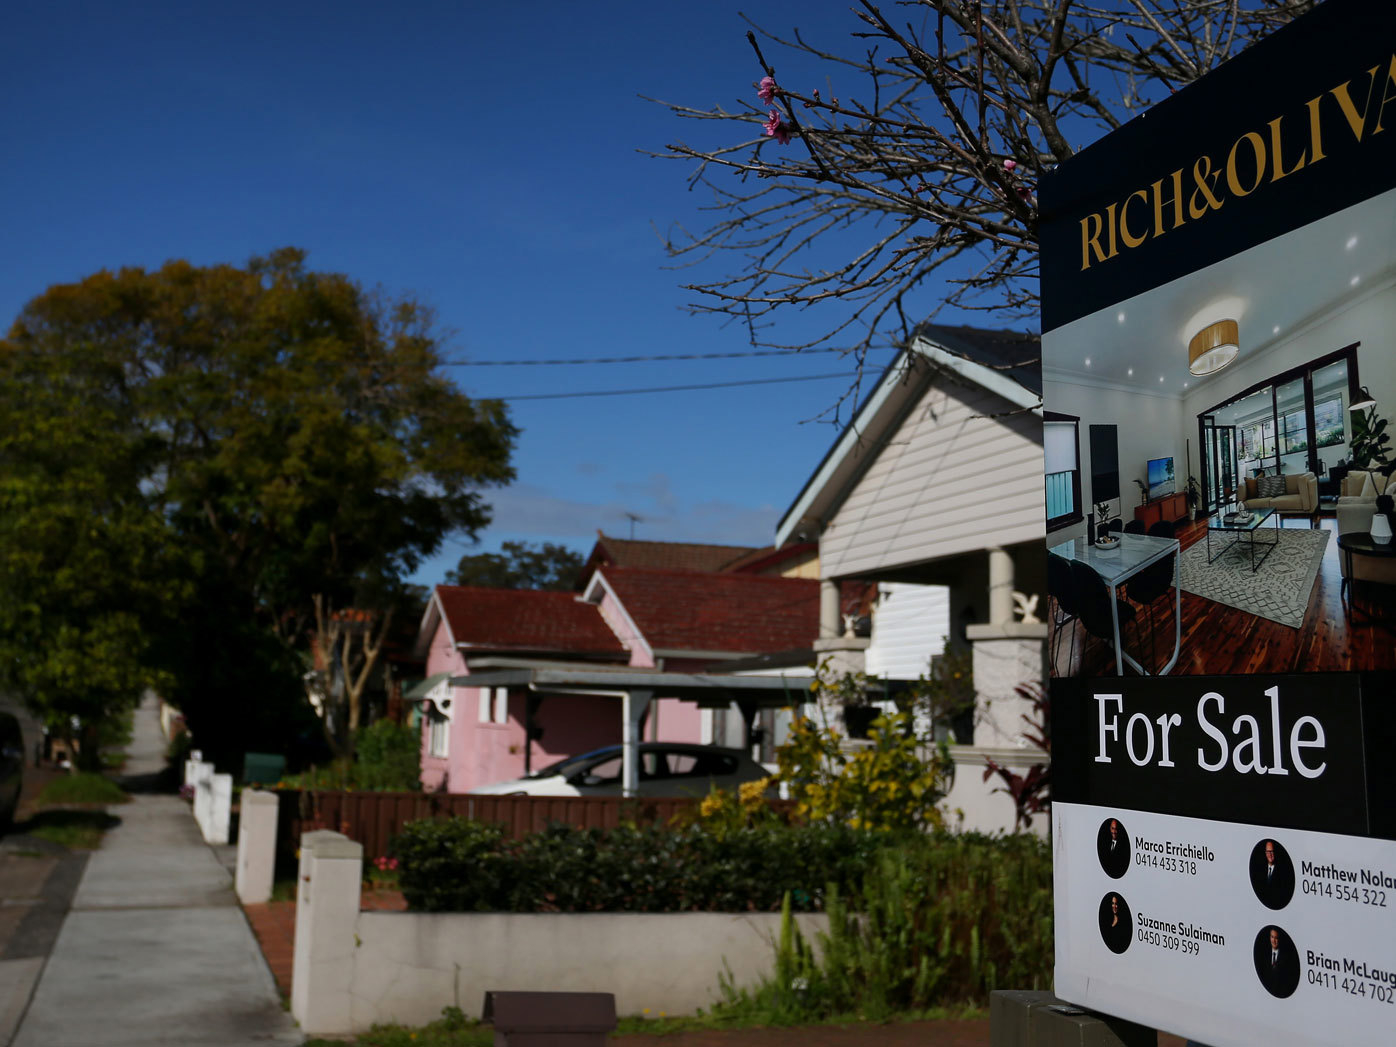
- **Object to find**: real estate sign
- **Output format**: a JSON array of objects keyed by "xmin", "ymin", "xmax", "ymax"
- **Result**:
[{"xmin": 1039, "ymin": 2, "xmax": 1396, "ymax": 1044}]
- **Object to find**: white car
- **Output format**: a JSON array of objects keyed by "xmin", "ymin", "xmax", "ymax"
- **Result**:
[{"xmin": 470, "ymin": 742, "xmax": 770, "ymax": 798}]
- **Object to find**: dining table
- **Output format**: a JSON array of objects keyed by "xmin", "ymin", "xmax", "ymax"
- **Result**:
[{"xmin": 1050, "ymin": 532, "xmax": 1182, "ymax": 676}]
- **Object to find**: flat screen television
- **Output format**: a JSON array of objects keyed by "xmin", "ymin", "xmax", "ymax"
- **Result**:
[{"xmin": 1147, "ymin": 456, "xmax": 1175, "ymax": 501}]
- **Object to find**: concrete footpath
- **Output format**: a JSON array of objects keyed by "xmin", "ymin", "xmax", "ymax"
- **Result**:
[{"xmin": 10, "ymin": 695, "xmax": 301, "ymax": 1047}]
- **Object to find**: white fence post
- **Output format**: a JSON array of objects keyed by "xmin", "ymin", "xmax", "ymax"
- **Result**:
[
  {"xmin": 235, "ymin": 789, "xmax": 280, "ymax": 904},
  {"xmin": 204, "ymin": 772, "xmax": 232, "ymax": 845},
  {"xmin": 192, "ymin": 761, "xmax": 214, "ymax": 836},
  {"xmin": 291, "ymin": 830, "xmax": 363, "ymax": 1035}
]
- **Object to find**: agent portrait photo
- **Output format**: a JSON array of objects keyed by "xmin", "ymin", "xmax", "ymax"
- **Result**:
[
  {"xmin": 1253, "ymin": 925, "xmax": 1301, "ymax": 998},
  {"xmin": 1097, "ymin": 892, "xmax": 1133, "ymax": 954},
  {"xmin": 1249, "ymin": 838, "xmax": 1296, "ymax": 910},
  {"xmin": 1096, "ymin": 817, "xmax": 1130, "ymax": 879}
]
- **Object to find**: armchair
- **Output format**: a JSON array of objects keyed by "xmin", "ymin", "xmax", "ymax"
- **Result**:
[{"xmin": 1336, "ymin": 476, "xmax": 1396, "ymax": 586}]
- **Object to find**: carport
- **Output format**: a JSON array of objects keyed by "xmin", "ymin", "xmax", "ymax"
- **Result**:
[{"xmin": 443, "ymin": 660, "xmax": 815, "ymax": 797}]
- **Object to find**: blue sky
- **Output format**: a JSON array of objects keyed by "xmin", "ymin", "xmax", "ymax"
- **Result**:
[{"xmin": 2, "ymin": 2, "xmax": 977, "ymax": 582}]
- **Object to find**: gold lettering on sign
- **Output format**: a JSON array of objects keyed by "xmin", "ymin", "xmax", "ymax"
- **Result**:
[
  {"xmin": 1075, "ymin": 52, "xmax": 1396, "ymax": 271},
  {"xmin": 1376, "ymin": 55, "xmax": 1396, "ymax": 136},
  {"xmin": 1152, "ymin": 169, "xmax": 1186, "ymax": 237},
  {"xmin": 1119, "ymin": 189, "xmax": 1150, "ymax": 248},
  {"xmin": 1330, "ymin": 66, "xmax": 1383, "ymax": 142},
  {"xmin": 1189, "ymin": 156, "xmax": 1225, "ymax": 218},
  {"xmin": 1306, "ymin": 94, "xmax": 1327, "ymax": 163},
  {"xmin": 1225, "ymin": 131, "xmax": 1267, "ymax": 197},
  {"xmin": 1080, "ymin": 211, "xmax": 1108, "ymax": 269},
  {"xmin": 1267, "ymin": 116, "xmax": 1306, "ymax": 182}
]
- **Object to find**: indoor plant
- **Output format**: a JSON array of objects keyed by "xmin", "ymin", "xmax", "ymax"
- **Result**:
[
  {"xmin": 1350, "ymin": 404, "xmax": 1391, "ymax": 469},
  {"xmin": 1185, "ymin": 475, "xmax": 1203, "ymax": 519}
]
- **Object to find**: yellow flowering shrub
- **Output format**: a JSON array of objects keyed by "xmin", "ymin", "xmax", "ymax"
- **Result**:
[{"xmin": 777, "ymin": 709, "xmax": 950, "ymax": 832}]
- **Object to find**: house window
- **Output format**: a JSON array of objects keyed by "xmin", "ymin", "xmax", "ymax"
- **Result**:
[
  {"xmin": 1044, "ymin": 413, "xmax": 1083, "ymax": 532},
  {"xmin": 427, "ymin": 711, "xmax": 449, "ymax": 758},
  {"xmin": 479, "ymin": 687, "xmax": 509, "ymax": 724}
]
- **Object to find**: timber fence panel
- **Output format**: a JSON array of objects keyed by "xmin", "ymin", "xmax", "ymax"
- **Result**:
[{"xmin": 274, "ymin": 789, "xmax": 795, "ymax": 870}]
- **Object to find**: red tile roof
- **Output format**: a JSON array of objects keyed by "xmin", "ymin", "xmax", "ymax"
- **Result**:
[
  {"xmin": 584, "ymin": 533, "xmax": 761, "ymax": 575},
  {"xmin": 718, "ymin": 541, "xmax": 818, "ymax": 575},
  {"xmin": 596, "ymin": 567, "xmax": 820, "ymax": 653},
  {"xmin": 434, "ymin": 586, "xmax": 626, "ymax": 655}
]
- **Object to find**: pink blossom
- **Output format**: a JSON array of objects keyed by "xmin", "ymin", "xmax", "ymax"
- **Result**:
[
  {"xmin": 1003, "ymin": 159, "xmax": 1017, "ymax": 171},
  {"xmin": 762, "ymin": 109, "xmax": 791, "ymax": 145},
  {"xmin": 757, "ymin": 76, "xmax": 778, "ymax": 103}
]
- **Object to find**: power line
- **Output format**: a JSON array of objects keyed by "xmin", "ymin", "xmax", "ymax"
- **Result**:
[
  {"xmin": 441, "ymin": 347, "xmax": 889, "ymax": 367},
  {"xmin": 486, "ymin": 372, "xmax": 860, "ymax": 402}
]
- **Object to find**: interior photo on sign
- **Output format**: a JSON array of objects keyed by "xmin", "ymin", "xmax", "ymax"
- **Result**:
[{"xmin": 1043, "ymin": 188, "xmax": 1396, "ymax": 679}]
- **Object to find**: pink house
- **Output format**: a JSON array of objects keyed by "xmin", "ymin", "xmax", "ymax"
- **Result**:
[
  {"xmin": 412, "ymin": 566, "xmax": 821, "ymax": 793},
  {"xmin": 414, "ymin": 587, "xmax": 626, "ymax": 792}
]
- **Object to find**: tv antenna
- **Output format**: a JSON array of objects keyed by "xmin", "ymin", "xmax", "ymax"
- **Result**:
[{"xmin": 623, "ymin": 512, "xmax": 643, "ymax": 539}]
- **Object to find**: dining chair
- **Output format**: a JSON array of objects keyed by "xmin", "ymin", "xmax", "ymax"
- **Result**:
[
  {"xmin": 1069, "ymin": 559, "xmax": 1138, "ymax": 673},
  {"xmin": 1125, "ymin": 545, "xmax": 1177, "ymax": 674},
  {"xmin": 1047, "ymin": 553, "xmax": 1078, "ymax": 676},
  {"xmin": 1124, "ymin": 520, "xmax": 1146, "ymax": 535},
  {"xmin": 1148, "ymin": 520, "xmax": 1175, "ymax": 540}
]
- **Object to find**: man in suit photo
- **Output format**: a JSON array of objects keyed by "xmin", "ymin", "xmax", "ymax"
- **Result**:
[
  {"xmin": 1097, "ymin": 817, "xmax": 1131, "ymax": 879},
  {"xmin": 1253, "ymin": 926, "xmax": 1301, "ymax": 998},
  {"xmin": 1249, "ymin": 838, "xmax": 1295, "ymax": 909}
]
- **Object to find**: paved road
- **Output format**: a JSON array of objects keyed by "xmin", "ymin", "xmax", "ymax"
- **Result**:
[{"xmin": 8, "ymin": 694, "xmax": 300, "ymax": 1047}]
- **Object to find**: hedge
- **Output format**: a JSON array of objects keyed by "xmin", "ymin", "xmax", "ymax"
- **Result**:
[{"xmin": 392, "ymin": 819, "xmax": 891, "ymax": 913}]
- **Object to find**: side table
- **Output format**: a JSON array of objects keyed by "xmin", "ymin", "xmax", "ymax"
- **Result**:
[{"xmin": 1337, "ymin": 531, "xmax": 1396, "ymax": 626}]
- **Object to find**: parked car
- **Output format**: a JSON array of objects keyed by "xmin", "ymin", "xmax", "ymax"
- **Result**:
[
  {"xmin": 0, "ymin": 712, "xmax": 24, "ymax": 829},
  {"xmin": 470, "ymin": 742, "xmax": 770, "ymax": 798}
]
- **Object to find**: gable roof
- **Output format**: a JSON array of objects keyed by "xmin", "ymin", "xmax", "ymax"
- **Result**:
[
  {"xmin": 775, "ymin": 324, "xmax": 1042, "ymax": 548},
  {"xmin": 913, "ymin": 322, "xmax": 1041, "ymax": 397},
  {"xmin": 587, "ymin": 567, "xmax": 820, "ymax": 655},
  {"xmin": 581, "ymin": 533, "xmax": 760, "ymax": 580},
  {"xmin": 420, "ymin": 585, "xmax": 627, "ymax": 658}
]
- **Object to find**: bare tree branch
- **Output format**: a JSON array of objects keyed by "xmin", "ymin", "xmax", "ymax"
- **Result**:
[{"xmin": 651, "ymin": 0, "xmax": 1315, "ymax": 421}]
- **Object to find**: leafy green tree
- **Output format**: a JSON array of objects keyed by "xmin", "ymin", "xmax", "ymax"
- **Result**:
[
  {"xmin": 0, "ymin": 249, "xmax": 516, "ymax": 767},
  {"xmin": 447, "ymin": 540, "xmax": 584, "ymax": 590}
]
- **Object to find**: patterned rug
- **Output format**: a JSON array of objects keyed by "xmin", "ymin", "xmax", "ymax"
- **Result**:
[{"xmin": 1178, "ymin": 525, "xmax": 1330, "ymax": 628}]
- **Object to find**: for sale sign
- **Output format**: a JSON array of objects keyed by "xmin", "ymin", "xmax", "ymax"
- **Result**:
[{"xmin": 1038, "ymin": 1, "xmax": 1396, "ymax": 1044}]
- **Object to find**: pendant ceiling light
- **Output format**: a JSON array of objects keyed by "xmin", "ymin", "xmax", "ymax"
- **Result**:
[
  {"xmin": 1188, "ymin": 319, "xmax": 1239, "ymax": 377},
  {"xmin": 1349, "ymin": 385, "xmax": 1377, "ymax": 412}
]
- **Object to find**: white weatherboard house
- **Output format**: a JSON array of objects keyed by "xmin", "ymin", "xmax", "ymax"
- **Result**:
[{"xmin": 776, "ymin": 323, "xmax": 1050, "ymax": 833}]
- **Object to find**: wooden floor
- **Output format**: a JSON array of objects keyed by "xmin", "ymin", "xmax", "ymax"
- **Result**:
[{"xmin": 1051, "ymin": 513, "xmax": 1395, "ymax": 677}]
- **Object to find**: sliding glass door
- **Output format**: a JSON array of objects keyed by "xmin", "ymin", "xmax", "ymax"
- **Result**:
[
  {"xmin": 1202, "ymin": 418, "xmax": 1238, "ymax": 512},
  {"xmin": 1198, "ymin": 345, "xmax": 1359, "ymax": 495},
  {"xmin": 1309, "ymin": 358, "xmax": 1351, "ymax": 474},
  {"xmin": 1276, "ymin": 376, "xmax": 1308, "ymax": 475}
]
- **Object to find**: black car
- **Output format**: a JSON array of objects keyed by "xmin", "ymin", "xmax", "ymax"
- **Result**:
[{"xmin": 0, "ymin": 712, "xmax": 24, "ymax": 829}]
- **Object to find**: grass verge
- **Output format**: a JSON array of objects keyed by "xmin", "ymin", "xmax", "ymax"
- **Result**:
[
  {"xmin": 37, "ymin": 773, "xmax": 129, "ymax": 806},
  {"xmin": 23, "ymin": 810, "xmax": 122, "ymax": 850},
  {"xmin": 302, "ymin": 1003, "xmax": 988, "ymax": 1047}
]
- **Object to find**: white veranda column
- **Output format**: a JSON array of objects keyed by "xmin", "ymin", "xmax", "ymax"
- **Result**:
[{"xmin": 622, "ymin": 690, "xmax": 653, "ymax": 798}]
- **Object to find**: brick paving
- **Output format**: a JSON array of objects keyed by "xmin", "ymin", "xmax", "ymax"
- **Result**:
[{"xmin": 244, "ymin": 888, "xmax": 406, "ymax": 999}]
